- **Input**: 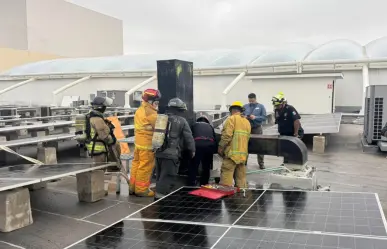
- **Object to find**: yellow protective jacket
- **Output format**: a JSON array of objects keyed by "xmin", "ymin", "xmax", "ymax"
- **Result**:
[
  {"xmin": 86, "ymin": 111, "xmax": 115, "ymax": 154},
  {"xmin": 219, "ymin": 113, "xmax": 251, "ymax": 164},
  {"xmin": 134, "ymin": 101, "xmax": 158, "ymax": 150}
]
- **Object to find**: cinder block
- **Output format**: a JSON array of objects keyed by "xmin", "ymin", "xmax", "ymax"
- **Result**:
[
  {"xmin": 76, "ymin": 170, "xmax": 105, "ymax": 202},
  {"xmin": 0, "ymin": 188, "xmax": 33, "ymax": 232},
  {"xmin": 37, "ymin": 147, "xmax": 57, "ymax": 164},
  {"xmin": 16, "ymin": 129, "xmax": 28, "ymax": 136},
  {"xmin": 80, "ymin": 147, "xmax": 89, "ymax": 158},
  {"xmin": 63, "ymin": 127, "xmax": 76, "ymax": 134},
  {"xmin": 313, "ymin": 135, "xmax": 326, "ymax": 154},
  {"xmin": 28, "ymin": 182, "xmax": 47, "ymax": 191},
  {"xmin": 31, "ymin": 131, "xmax": 46, "ymax": 137}
]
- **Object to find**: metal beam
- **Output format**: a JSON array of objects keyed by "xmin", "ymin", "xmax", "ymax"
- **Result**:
[
  {"xmin": 0, "ymin": 78, "xmax": 36, "ymax": 95},
  {"xmin": 220, "ymin": 71, "xmax": 247, "ymax": 110},
  {"xmin": 245, "ymin": 73, "xmax": 344, "ymax": 79},
  {"xmin": 51, "ymin": 76, "xmax": 91, "ymax": 106},
  {"xmin": 124, "ymin": 75, "xmax": 157, "ymax": 108}
]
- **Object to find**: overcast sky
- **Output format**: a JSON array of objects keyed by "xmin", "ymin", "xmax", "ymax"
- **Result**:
[{"xmin": 67, "ymin": 0, "xmax": 386, "ymax": 54}]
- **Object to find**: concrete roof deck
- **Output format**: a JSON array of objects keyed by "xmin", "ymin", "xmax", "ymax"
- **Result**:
[{"xmin": 0, "ymin": 123, "xmax": 386, "ymax": 248}]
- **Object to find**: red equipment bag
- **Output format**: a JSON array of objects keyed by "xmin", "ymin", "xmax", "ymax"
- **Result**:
[{"xmin": 189, "ymin": 184, "xmax": 239, "ymax": 200}]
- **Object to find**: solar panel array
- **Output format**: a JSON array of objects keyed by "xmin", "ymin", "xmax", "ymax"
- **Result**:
[
  {"xmin": 0, "ymin": 163, "xmax": 113, "ymax": 191},
  {"xmin": 264, "ymin": 113, "xmax": 343, "ymax": 135},
  {"xmin": 67, "ymin": 187, "xmax": 387, "ymax": 249}
]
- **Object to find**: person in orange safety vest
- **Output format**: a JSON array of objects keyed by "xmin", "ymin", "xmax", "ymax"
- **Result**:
[{"xmin": 130, "ymin": 88, "xmax": 161, "ymax": 197}]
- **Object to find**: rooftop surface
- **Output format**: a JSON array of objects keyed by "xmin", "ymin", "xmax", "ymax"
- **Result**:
[{"xmin": 0, "ymin": 123, "xmax": 385, "ymax": 249}]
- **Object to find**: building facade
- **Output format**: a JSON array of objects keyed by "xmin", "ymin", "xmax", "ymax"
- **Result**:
[{"xmin": 0, "ymin": 0, "xmax": 123, "ymax": 72}]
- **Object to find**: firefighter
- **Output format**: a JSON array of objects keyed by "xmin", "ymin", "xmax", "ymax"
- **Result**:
[
  {"xmin": 218, "ymin": 101, "xmax": 251, "ymax": 188},
  {"xmin": 188, "ymin": 113, "xmax": 217, "ymax": 186},
  {"xmin": 154, "ymin": 98, "xmax": 195, "ymax": 200},
  {"xmin": 272, "ymin": 94, "xmax": 303, "ymax": 164},
  {"xmin": 130, "ymin": 89, "xmax": 162, "ymax": 197},
  {"xmin": 85, "ymin": 96, "xmax": 121, "ymax": 164}
]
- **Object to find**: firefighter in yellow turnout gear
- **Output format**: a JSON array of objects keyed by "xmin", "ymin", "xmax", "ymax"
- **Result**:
[
  {"xmin": 218, "ymin": 101, "xmax": 251, "ymax": 188},
  {"xmin": 130, "ymin": 89, "xmax": 162, "ymax": 197},
  {"xmin": 85, "ymin": 96, "xmax": 121, "ymax": 163}
]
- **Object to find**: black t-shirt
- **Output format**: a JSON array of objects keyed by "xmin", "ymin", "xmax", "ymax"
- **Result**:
[{"xmin": 276, "ymin": 105, "xmax": 301, "ymax": 135}]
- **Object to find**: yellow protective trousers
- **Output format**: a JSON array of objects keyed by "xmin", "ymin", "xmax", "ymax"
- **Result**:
[
  {"xmin": 130, "ymin": 147, "xmax": 155, "ymax": 196},
  {"xmin": 220, "ymin": 158, "xmax": 247, "ymax": 188}
]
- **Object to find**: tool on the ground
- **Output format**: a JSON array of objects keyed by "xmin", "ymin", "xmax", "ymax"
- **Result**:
[{"xmin": 189, "ymin": 184, "xmax": 239, "ymax": 200}]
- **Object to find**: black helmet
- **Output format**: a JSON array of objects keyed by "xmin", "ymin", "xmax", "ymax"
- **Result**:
[
  {"xmin": 91, "ymin": 96, "xmax": 113, "ymax": 107},
  {"xmin": 167, "ymin": 98, "xmax": 187, "ymax": 111}
]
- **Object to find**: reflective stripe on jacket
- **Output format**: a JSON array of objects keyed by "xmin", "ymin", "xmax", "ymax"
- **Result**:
[
  {"xmin": 219, "ymin": 113, "xmax": 251, "ymax": 164},
  {"xmin": 134, "ymin": 101, "xmax": 158, "ymax": 150}
]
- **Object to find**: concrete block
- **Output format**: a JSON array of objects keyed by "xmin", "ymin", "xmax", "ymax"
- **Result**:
[
  {"xmin": 63, "ymin": 127, "xmax": 76, "ymax": 134},
  {"xmin": 44, "ymin": 141, "xmax": 59, "ymax": 151},
  {"xmin": 76, "ymin": 170, "xmax": 105, "ymax": 202},
  {"xmin": 0, "ymin": 136, "xmax": 6, "ymax": 142},
  {"xmin": 80, "ymin": 147, "xmax": 89, "ymax": 158},
  {"xmin": 31, "ymin": 131, "xmax": 46, "ymax": 137},
  {"xmin": 0, "ymin": 188, "xmax": 33, "ymax": 232},
  {"xmin": 16, "ymin": 129, "xmax": 28, "ymax": 136},
  {"xmin": 37, "ymin": 147, "xmax": 57, "ymax": 164},
  {"xmin": 313, "ymin": 135, "xmax": 326, "ymax": 154},
  {"xmin": 28, "ymin": 182, "xmax": 47, "ymax": 191}
]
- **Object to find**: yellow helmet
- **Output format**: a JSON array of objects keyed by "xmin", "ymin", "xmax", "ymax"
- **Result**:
[
  {"xmin": 229, "ymin": 101, "xmax": 245, "ymax": 112},
  {"xmin": 272, "ymin": 94, "xmax": 286, "ymax": 106}
]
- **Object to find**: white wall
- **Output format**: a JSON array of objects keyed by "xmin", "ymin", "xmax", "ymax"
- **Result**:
[
  {"xmin": 334, "ymin": 70, "xmax": 362, "ymax": 108},
  {"xmin": 0, "ymin": 79, "xmax": 72, "ymax": 106},
  {"xmin": 26, "ymin": 0, "xmax": 123, "ymax": 57},
  {"xmin": 0, "ymin": 0, "xmax": 28, "ymax": 50},
  {"xmin": 369, "ymin": 69, "xmax": 387, "ymax": 86},
  {"xmin": 0, "ymin": 69, "xmax": 380, "ymax": 112}
]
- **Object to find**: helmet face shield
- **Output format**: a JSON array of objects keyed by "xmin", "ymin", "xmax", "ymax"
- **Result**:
[{"xmin": 103, "ymin": 97, "xmax": 113, "ymax": 107}]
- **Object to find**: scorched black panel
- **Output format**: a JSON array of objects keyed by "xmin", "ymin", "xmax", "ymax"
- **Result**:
[
  {"xmin": 213, "ymin": 227, "xmax": 387, "ymax": 249},
  {"xmin": 236, "ymin": 190, "xmax": 387, "ymax": 236},
  {"xmin": 130, "ymin": 187, "xmax": 265, "ymax": 224},
  {"xmin": 69, "ymin": 220, "xmax": 228, "ymax": 249}
]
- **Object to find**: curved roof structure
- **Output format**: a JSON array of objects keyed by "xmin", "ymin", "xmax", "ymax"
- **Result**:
[
  {"xmin": 2, "ymin": 37, "xmax": 387, "ymax": 76},
  {"xmin": 365, "ymin": 37, "xmax": 387, "ymax": 59},
  {"xmin": 304, "ymin": 39, "xmax": 364, "ymax": 61},
  {"xmin": 252, "ymin": 43, "xmax": 315, "ymax": 64}
]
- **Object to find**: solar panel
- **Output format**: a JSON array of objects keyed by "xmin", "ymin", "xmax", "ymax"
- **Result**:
[
  {"xmin": 130, "ymin": 188, "xmax": 265, "ymax": 224},
  {"xmin": 65, "ymin": 187, "xmax": 387, "ymax": 249},
  {"xmin": 69, "ymin": 220, "xmax": 228, "ymax": 249},
  {"xmin": 0, "ymin": 163, "xmax": 115, "ymax": 183},
  {"xmin": 264, "ymin": 113, "xmax": 343, "ymax": 135},
  {"xmin": 214, "ymin": 227, "xmax": 387, "ymax": 249},
  {"xmin": 0, "ymin": 178, "xmax": 40, "ymax": 191},
  {"xmin": 235, "ymin": 190, "xmax": 386, "ymax": 237}
]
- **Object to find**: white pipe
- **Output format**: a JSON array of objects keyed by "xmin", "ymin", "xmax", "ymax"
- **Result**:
[
  {"xmin": 52, "ymin": 76, "xmax": 91, "ymax": 95},
  {"xmin": 0, "ymin": 78, "xmax": 36, "ymax": 95},
  {"xmin": 245, "ymin": 73, "xmax": 344, "ymax": 79},
  {"xmin": 359, "ymin": 65, "xmax": 369, "ymax": 115},
  {"xmin": 220, "ymin": 71, "xmax": 246, "ymax": 110},
  {"xmin": 222, "ymin": 71, "xmax": 247, "ymax": 95},
  {"xmin": 51, "ymin": 76, "xmax": 91, "ymax": 106},
  {"xmin": 124, "ymin": 75, "xmax": 157, "ymax": 108}
]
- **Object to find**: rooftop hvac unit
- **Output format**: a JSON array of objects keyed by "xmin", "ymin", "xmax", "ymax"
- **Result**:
[{"xmin": 364, "ymin": 85, "xmax": 387, "ymax": 144}]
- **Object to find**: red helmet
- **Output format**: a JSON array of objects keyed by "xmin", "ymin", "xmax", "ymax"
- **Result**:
[{"xmin": 142, "ymin": 89, "xmax": 161, "ymax": 102}]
